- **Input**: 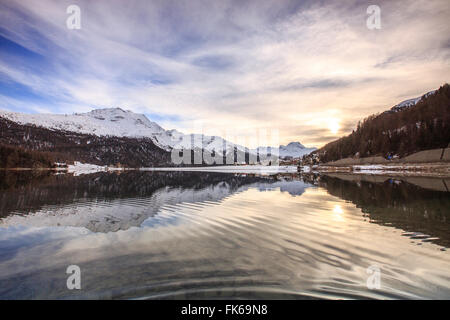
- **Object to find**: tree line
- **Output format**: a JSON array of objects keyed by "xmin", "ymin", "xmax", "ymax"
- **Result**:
[
  {"xmin": 307, "ymin": 83, "xmax": 450, "ymax": 163},
  {"xmin": 0, "ymin": 144, "xmax": 56, "ymax": 168},
  {"xmin": 0, "ymin": 117, "xmax": 172, "ymax": 168}
]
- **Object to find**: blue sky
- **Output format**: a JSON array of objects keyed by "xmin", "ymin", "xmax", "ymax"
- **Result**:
[{"xmin": 0, "ymin": 0, "xmax": 449, "ymax": 146}]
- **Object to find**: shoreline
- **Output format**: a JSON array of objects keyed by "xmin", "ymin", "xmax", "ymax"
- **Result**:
[
  {"xmin": 305, "ymin": 162, "xmax": 450, "ymax": 178},
  {"xmin": 0, "ymin": 164, "xmax": 298, "ymax": 176},
  {"xmin": 2, "ymin": 163, "xmax": 450, "ymax": 178},
  {"xmin": 318, "ymin": 172, "xmax": 450, "ymax": 193},
  {"xmin": 139, "ymin": 165, "xmax": 298, "ymax": 175}
]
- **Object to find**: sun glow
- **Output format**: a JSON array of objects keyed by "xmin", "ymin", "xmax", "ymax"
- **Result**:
[
  {"xmin": 332, "ymin": 204, "xmax": 345, "ymax": 221},
  {"xmin": 333, "ymin": 204, "xmax": 343, "ymax": 215},
  {"xmin": 328, "ymin": 119, "xmax": 340, "ymax": 135}
]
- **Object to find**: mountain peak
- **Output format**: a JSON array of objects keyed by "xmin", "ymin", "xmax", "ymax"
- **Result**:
[
  {"xmin": 389, "ymin": 89, "xmax": 437, "ymax": 113},
  {"xmin": 85, "ymin": 107, "xmax": 128, "ymax": 115},
  {"xmin": 277, "ymin": 141, "xmax": 316, "ymax": 158},
  {"xmin": 0, "ymin": 107, "xmax": 171, "ymax": 150},
  {"xmin": 285, "ymin": 141, "xmax": 305, "ymax": 149},
  {"xmin": 0, "ymin": 107, "xmax": 318, "ymax": 159}
]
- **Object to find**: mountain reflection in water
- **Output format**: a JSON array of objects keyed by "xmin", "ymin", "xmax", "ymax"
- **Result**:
[{"xmin": 0, "ymin": 170, "xmax": 449, "ymax": 299}]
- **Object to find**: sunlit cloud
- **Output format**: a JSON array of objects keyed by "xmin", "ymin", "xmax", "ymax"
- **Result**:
[
  {"xmin": 328, "ymin": 119, "xmax": 340, "ymax": 135},
  {"xmin": 0, "ymin": 0, "xmax": 449, "ymax": 147}
]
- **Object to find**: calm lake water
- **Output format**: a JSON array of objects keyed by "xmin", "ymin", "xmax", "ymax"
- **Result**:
[{"xmin": 0, "ymin": 170, "xmax": 449, "ymax": 299}]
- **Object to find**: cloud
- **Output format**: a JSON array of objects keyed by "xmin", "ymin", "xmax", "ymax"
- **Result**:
[
  {"xmin": 0, "ymin": 0, "xmax": 449, "ymax": 147},
  {"xmin": 192, "ymin": 54, "xmax": 236, "ymax": 70}
]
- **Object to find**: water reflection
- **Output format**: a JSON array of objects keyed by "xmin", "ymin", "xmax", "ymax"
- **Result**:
[
  {"xmin": 0, "ymin": 170, "xmax": 449, "ymax": 299},
  {"xmin": 308, "ymin": 173, "xmax": 450, "ymax": 247},
  {"xmin": 0, "ymin": 171, "xmax": 306, "ymax": 232}
]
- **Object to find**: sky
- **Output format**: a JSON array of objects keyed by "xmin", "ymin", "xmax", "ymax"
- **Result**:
[{"xmin": 0, "ymin": 0, "xmax": 449, "ymax": 148}]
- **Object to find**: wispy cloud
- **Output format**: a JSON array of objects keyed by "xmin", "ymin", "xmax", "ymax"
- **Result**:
[{"xmin": 0, "ymin": 0, "xmax": 449, "ymax": 147}]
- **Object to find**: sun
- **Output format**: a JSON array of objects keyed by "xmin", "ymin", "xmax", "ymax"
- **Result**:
[{"xmin": 328, "ymin": 119, "xmax": 340, "ymax": 135}]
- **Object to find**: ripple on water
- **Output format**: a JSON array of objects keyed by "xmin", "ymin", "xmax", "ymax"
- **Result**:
[{"xmin": 0, "ymin": 172, "xmax": 449, "ymax": 299}]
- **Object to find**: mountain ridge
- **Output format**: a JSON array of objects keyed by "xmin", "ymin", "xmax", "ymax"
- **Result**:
[
  {"xmin": 0, "ymin": 107, "xmax": 315, "ymax": 159},
  {"xmin": 0, "ymin": 116, "xmax": 171, "ymax": 168},
  {"xmin": 303, "ymin": 84, "xmax": 450, "ymax": 164},
  {"xmin": 387, "ymin": 89, "xmax": 437, "ymax": 113}
]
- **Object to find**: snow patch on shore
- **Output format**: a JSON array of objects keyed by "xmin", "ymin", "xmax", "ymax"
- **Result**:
[
  {"xmin": 141, "ymin": 165, "xmax": 298, "ymax": 175},
  {"xmin": 67, "ymin": 162, "xmax": 107, "ymax": 176},
  {"xmin": 352, "ymin": 164, "xmax": 442, "ymax": 175}
]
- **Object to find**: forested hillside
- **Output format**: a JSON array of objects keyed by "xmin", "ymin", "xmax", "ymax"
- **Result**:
[
  {"xmin": 307, "ymin": 84, "xmax": 450, "ymax": 163},
  {"xmin": 0, "ymin": 144, "xmax": 57, "ymax": 168},
  {"xmin": 0, "ymin": 117, "xmax": 171, "ymax": 168}
]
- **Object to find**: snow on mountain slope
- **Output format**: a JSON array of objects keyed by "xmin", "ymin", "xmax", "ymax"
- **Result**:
[
  {"xmin": 0, "ymin": 107, "xmax": 314, "ymax": 158},
  {"xmin": 389, "ymin": 90, "xmax": 437, "ymax": 112},
  {"xmin": 253, "ymin": 142, "xmax": 316, "ymax": 159},
  {"xmin": 278, "ymin": 142, "xmax": 317, "ymax": 158},
  {"xmin": 0, "ymin": 108, "xmax": 253, "ymax": 154},
  {"xmin": 0, "ymin": 108, "xmax": 173, "ymax": 150}
]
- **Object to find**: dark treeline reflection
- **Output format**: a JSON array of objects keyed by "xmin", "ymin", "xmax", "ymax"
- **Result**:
[
  {"xmin": 0, "ymin": 170, "xmax": 269, "ymax": 220},
  {"xmin": 307, "ymin": 173, "xmax": 450, "ymax": 247}
]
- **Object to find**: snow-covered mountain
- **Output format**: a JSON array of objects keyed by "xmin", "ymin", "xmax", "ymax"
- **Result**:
[
  {"xmin": 0, "ymin": 108, "xmax": 178, "ymax": 151},
  {"xmin": 278, "ymin": 142, "xmax": 316, "ymax": 158},
  {"xmin": 0, "ymin": 108, "xmax": 249, "ymax": 154},
  {"xmin": 0, "ymin": 107, "xmax": 315, "ymax": 159},
  {"xmin": 389, "ymin": 90, "xmax": 436, "ymax": 113},
  {"xmin": 254, "ymin": 142, "xmax": 316, "ymax": 159}
]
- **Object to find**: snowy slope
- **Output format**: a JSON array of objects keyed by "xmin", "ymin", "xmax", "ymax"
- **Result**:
[
  {"xmin": 278, "ymin": 142, "xmax": 316, "ymax": 158},
  {"xmin": 0, "ymin": 108, "xmax": 177, "ymax": 151},
  {"xmin": 0, "ymin": 107, "xmax": 314, "ymax": 158},
  {"xmin": 389, "ymin": 90, "xmax": 436, "ymax": 112},
  {"xmin": 254, "ymin": 142, "xmax": 316, "ymax": 159},
  {"xmin": 0, "ymin": 107, "xmax": 240, "ymax": 152}
]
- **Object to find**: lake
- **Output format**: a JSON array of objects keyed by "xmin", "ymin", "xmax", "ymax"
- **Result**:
[{"xmin": 0, "ymin": 170, "xmax": 449, "ymax": 299}]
